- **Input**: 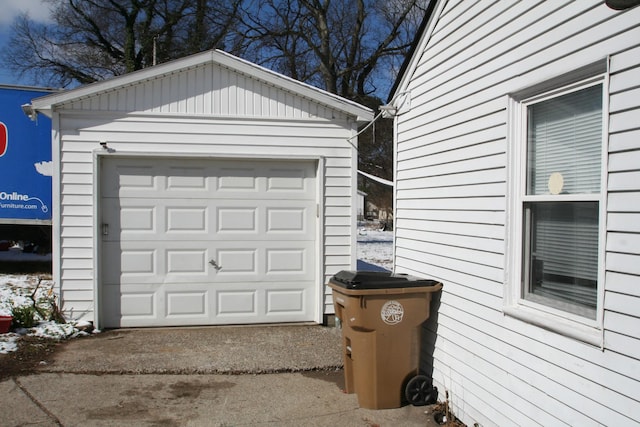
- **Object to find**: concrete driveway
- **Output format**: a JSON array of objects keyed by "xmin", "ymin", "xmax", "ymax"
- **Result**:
[{"xmin": 3, "ymin": 325, "xmax": 441, "ymax": 426}]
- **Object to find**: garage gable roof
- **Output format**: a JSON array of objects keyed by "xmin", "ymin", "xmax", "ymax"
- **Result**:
[{"xmin": 31, "ymin": 49, "xmax": 373, "ymax": 122}]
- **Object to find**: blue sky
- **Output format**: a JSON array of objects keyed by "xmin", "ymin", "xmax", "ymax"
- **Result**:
[
  {"xmin": 0, "ymin": 0, "xmax": 52, "ymax": 86},
  {"xmin": 0, "ymin": 1, "xmax": 400, "ymax": 98}
]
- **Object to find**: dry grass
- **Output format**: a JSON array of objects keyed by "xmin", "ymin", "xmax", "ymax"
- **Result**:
[{"xmin": 430, "ymin": 391, "xmax": 467, "ymax": 426}]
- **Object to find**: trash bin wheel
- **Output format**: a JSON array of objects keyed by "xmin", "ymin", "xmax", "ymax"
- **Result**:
[{"xmin": 405, "ymin": 375, "xmax": 437, "ymax": 406}]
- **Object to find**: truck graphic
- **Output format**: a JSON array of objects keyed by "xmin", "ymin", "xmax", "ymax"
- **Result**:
[
  {"xmin": 0, "ymin": 85, "xmax": 57, "ymax": 224},
  {"xmin": 0, "ymin": 122, "xmax": 6, "ymax": 157}
]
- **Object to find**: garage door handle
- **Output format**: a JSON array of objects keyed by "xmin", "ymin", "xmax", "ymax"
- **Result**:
[{"xmin": 209, "ymin": 259, "xmax": 222, "ymax": 271}]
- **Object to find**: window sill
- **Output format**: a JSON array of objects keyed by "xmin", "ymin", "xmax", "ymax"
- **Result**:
[{"xmin": 503, "ymin": 305, "xmax": 602, "ymax": 347}]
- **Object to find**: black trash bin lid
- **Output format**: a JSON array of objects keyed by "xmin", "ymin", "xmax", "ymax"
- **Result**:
[{"xmin": 329, "ymin": 270, "xmax": 440, "ymax": 290}]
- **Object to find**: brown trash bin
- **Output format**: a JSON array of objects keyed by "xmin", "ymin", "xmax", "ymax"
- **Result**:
[{"xmin": 329, "ymin": 270, "xmax": 443, "ymax": 410}]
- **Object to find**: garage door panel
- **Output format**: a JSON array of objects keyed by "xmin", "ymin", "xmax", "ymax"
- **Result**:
[
  {"xmin": 166, "ymin": 166, "xmax": 208, "ymax": 191},
  {"xmin": 101, "ymin": 163, "xmax": 158, "ymax": 198},
  {"xmin": 217, "ymin": 167, "xmax": 259, "ymax": 191},
  {"xmin": 102, "ymin": 283, "xmax": 159, "ymax": 328},
  {"xmin": 105, "ymin": 198, "xmax": 314, "ymax": 242},
  {"xmin": 104, "ymin": 159, "xmax": 313, "ymax": 197},
  {"xmin": 105, "ymin": 241, "xmax": 314, "ymax": 284},
  {"xmin": 166, "ymin": 291, "xmax": 208, "ymax": 317},
  {"xmin": 267, "ymin": 169, "xmax": 306, "ymax": 191},
  {"xmin": 102, "ymin": 158, "xmax": 316, "ymax": 199},
  {"xmin": 101, "ymin": 157, "xmax": 317, "ymax": 327},
  {"xmin": 266, "ymin": 248, "xmax": 306, "ymax": 274},
  {"xmin": 104, "ymin": 198, "xmax": 209, "ymax": 241},
  {"xmin": 166, "ymin": 249, "xmax": 208, "ymax": 274},
  {"xmin": 213, "ymin": 241, "xmax": 312, "ymax": 281},
  {"xmin": 217, "ymin": 207, "xmax": 258, "ymax": 233},
  {"xmin": 215, "ymin": 249, "xmax": 257, "ymax": 274},
  {"xmin": 112, "ymin": 240, "xmax": 316, "ymax": 283},
  {"xmin": 265, "ymin": 283, "xmax": 315, "ymax": 322},
  {"xmin": 103, "ymin": 159, "xmax": 212, "ymax": 199},
  {"xmin": 267, "ymin": 288, "xmax": 306, "ymax": 313},
  {"xmin": 101, "ymin": 199, "xmax": 160, "ymax": 242},
  {"xmin": 121, "ymin": 292, "xmax": 156, "ymax": 317},
  {"xmin": 214, "ymin": 199, "xmax": 315, "ymax": 240},
  {"xmin": 104, "ymin": 241, "xmax": 213, "ymax": 284},
  {"xmin": 103, "ymin": 243, "xmax": 159, "ymax": 283},
  {"xmin": 215, "ymin": 284, "xmax": 313, "ymax": 322},
  {"xmin": 103, "ymin": 281, "xmax": 216, "ymax": 328},
  {"xmin": 266, "ymin": 207, "xmax": 309, "ymax": 233},
  {"xmin": 166, "ymin": 207, "xmax": 207, "ymax": 232},
  {"xmin": 121, "ymin": 249, "xmax": 156, "ymax": 275},
  {"xmin": 105, "ymin": 281, "xmax": 314, "ymax": 327},
  {"xmin": 118, "ymin": 166, "xmax": 156, "ymax": 189},
  {"xmin": 217, "ymin": 290, "xmax": 257, "ymax": 317},
  {"xmin": 120, "ymin": 206, "xmax": 156, "ymax": 233}
]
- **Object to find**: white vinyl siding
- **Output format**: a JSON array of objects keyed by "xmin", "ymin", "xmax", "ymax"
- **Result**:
[
  {"xmin": 65, "ymin": 63, "xmax": 345, "ymax": 121},
  {"xmin": 606, "ymin": 42, "xmax": 640, "ymax": 363},
  {"xmin": 48, "ymin": 55, "xmax": 369, "ymax": 326},
  {"xmin": 393, "ymin": 1, "xmax": 640, "ymax": 426}
]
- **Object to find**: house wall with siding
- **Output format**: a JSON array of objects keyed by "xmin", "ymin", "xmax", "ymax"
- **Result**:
[
  {"xmin": 52, "ymin": 60, "xmax": 360, "ymax": 322},
  {"xmin": 395, "ymin": 1, "xmax": 640, "ymax": 425}
]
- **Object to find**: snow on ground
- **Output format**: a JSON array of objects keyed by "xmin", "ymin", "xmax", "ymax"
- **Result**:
[
  {"xmin": 0, "ymin": 274, "xmax": 92, "ymax": 354},
  {"xmin": 0, "ymin": 229, "xmax": 394, "ymax": 353},
  {"xmin": 357, "ymin": 228, "xmax": 393, "ymax": 272}
]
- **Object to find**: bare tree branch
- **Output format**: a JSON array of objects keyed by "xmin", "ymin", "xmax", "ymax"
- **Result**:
[
  {"xmin": 238, "ymin": 0, "xmax": 428, "ymax": 101},
  {"xmin": 1, "ymin": 0, "xmax": 243, "ymax": 87}
]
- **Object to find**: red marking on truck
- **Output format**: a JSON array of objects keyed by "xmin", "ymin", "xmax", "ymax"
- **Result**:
[{"xmin": 0, "ymin": 122, "xmax": 6, "ymax": 157}]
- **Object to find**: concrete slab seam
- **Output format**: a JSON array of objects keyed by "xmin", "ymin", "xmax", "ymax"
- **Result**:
[{"xmin": 13, "ymin": 377, "xmax": 64, "ymax": 426}]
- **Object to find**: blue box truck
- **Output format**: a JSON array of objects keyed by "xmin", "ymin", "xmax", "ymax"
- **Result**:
[
  {"xmin": 0, "ymin": 85, "xmax": 56, "ymax": 224},
  {"xmin": 0, "ymin": 85, "xmax": 57, "ymax": 268}
]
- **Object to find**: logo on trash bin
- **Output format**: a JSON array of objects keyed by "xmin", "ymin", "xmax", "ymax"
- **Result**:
[{"xmin": 381, "ymin": 300, "xmax": 404, "ymax": 325}]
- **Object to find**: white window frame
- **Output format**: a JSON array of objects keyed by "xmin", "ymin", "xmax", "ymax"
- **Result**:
[{"xmin": 505, "ymin": 64, "xmax": 609, "ymax": 346}]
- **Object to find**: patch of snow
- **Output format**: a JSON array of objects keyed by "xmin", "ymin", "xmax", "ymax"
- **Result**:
[
  {"xmin": 30, "ymin": 321, "xmax": 88, "ymax": 339},
  {"xmin": 0, "ymin": 274, "xmax": 93, "ymax": 354},
  {"xmin": 0, "ymin": 334, "xmax": 18, "ymax": 353},
  {"xmin": 0, "ymin": 275, "xmax": 54, "ymax": 316},
  {"xmin": 357, "ymin": 229, "xmax": 393, "ymax": 272}
]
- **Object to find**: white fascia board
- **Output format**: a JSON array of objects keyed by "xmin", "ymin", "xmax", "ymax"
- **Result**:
[
  {"xmin": 31, "ymin": 52, "xmax": 211, "ymax": 116},
  {"xmin": 31, "ymin": 49, "xmax": 374, "ymax": 122},
  {"xmin": 390, "ymin": 0, "xmax": 447, "ymax": 106}
]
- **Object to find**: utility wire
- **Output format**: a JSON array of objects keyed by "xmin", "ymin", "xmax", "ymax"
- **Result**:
[{"xmin": 349, "ymin": 91, "xmax": 410, "ymax": 184}]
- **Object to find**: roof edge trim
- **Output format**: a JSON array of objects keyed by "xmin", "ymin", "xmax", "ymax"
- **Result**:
[{"xmin": 31, "ymin": 49, "xmax": 373, "ymax": 122}]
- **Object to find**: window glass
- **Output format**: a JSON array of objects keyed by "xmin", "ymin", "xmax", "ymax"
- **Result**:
[
  {"xmin": 523, "ymin": 202, "xmax": 598, "ymax": 319},
  {"xmin": 521, "ymin": 83, "xmax": 602, "ymax": 319},
  {"xmin": 527, "ymin": 85, "xmax": 602, "ymax": 195}
]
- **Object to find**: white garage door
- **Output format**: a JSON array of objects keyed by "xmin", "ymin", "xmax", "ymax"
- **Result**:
[{"xmin": 100, "ymin": 157, "xmax": 317, "ymax": 328}]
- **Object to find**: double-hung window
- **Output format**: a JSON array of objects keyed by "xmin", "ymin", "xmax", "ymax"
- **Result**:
[{"xmin": 507, "ymin": 67, "xmax": 607, "ymax": 342}]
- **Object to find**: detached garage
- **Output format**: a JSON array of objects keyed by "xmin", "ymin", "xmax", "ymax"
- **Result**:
[{"xmin": 30, "ymin": 49, "xmax": 373, "ymax": 329}]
